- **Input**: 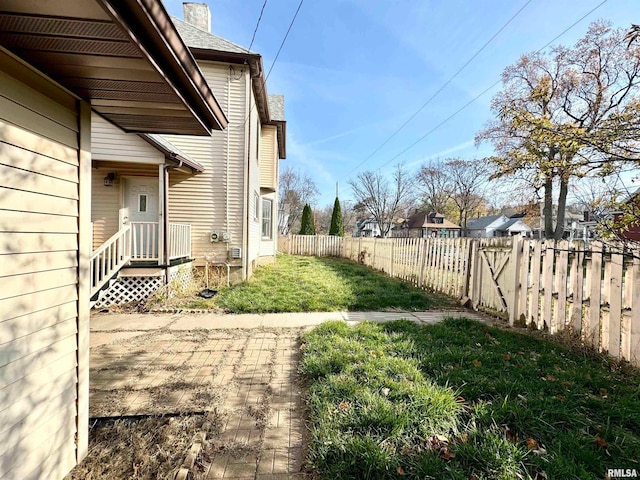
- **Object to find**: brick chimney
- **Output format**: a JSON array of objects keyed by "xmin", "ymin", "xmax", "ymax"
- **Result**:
[{"xmin": 183, "ymin": 2, "xmax": 211, "ymax": 32}]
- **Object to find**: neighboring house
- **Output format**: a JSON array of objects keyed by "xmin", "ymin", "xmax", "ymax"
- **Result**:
[
  {"xmin": 354, "ymin": 217, "xmax": 382, "ymax": 237},
  {"xmin": 612, "ymin": 187, "xmax": 640, "ymax": 241},
  {"xmin": 398, "ymin": 211, "xmax": 461, "ymax": 238},
  {"xmin": 0, "ymin": 1, "xmax": 227, "ymax": 479},
  {"xmin": 466, "ymin": 214, "xmax": 532, "ymax": 238},
  {"xmin": 88, "ymin": 2, "xmax": 287, "ymax": 307}
]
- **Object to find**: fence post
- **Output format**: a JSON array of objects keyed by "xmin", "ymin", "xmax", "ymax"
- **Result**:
[
  {"xmin": 509, "ymin": 236, "xmax": 522, "ymax": 326},
  {"xmin": 542, "ymin": 240, "xmax": 555, "ymax": 331},
  {"xmin": 568, "ymin": 242, "xmax": 585, "ymax": 333},
  {"xmin": 606, "ymin": 248, "xmax": 623, "ymax": 357},
  {"xmin": 586, "ymin": 242, "xmax": 603, "ymax": 348},
  {"xmin": 390, "ymin": 241, "xmax": 395, "ymax": 278},
  {"xmin": 627, "ymin": 249, "xmax": 640, "ymax": 364},
  {"xmin": 469, "ymin": 239, "xmax": 481, "ymax": 309}
]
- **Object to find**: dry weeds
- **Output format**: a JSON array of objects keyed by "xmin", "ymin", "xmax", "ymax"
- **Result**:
[{"xmin": 66, "ymin": 412, "xmax": 222, "ymax": 480}]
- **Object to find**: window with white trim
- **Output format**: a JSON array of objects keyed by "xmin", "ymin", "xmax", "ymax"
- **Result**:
[{"xmin": 262, "ymin": 198, "xmax": 273, "ymax": 239}]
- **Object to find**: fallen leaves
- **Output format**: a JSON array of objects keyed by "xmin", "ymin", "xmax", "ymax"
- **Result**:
[
  {"xmin": 526, "ymin": 437, "xmax": 547, "ymax": 455},
  {"xmin": 338, "ymin": 401, "xmax": 350, "ymax": 411},
  {"xmin": 526, "ymin": 437, "xmax": 539, "ymax": 450},
  {"xmin": 472, "ymin": 359, "xmax": 482, "ymax": 367},
  {"xmin": 594, "ymin": 435, "xmax": 608, "ymax": 448},
  {"xmin": 397, "ymin": 466, "xmax": 407, "ymax": 476}
]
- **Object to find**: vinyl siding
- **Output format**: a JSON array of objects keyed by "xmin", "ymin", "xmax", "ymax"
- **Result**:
[
  {"xmin": 259, "ymin": 125, "xmax": 277, "ymax": 192},
  {"xmin": 0, "ymin": 47, "xmax": 82, "ymax": 480},
  {"xmin": 91, "ymin": 112, "xmax": 163, "ymax": 164},
  {"xmin": 246, "ymin": 87, "xmax": 261, "ymax": 277},
  {"xmin": 91, "ymin": 163, "xmax": 159, "ymax": 249},
  {"xmin": 163, "ymin": 61, "xmax": 247, "ymax": 271}
]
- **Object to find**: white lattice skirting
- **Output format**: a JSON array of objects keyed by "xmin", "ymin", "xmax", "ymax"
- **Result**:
[
  {"xmin": 167, "ymin": 264, "xmax": 195, "ymax": 297},
  {"xmin": 94, "ymin": 276, "xmax": 164, "ymax": 308}
]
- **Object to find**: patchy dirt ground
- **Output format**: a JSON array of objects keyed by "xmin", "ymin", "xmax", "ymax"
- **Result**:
[{"xmin": 67, "ymin": 326, "xmax": 309, "ymax": 479}]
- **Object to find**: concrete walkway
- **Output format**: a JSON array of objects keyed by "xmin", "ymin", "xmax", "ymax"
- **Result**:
[
  {"xmin": 90, "ymin": 309, "xmax": 488, "ymax": 348},
  {"xmin": 89, "ymin": 310, "xmax": 488, "ymax": 479}
]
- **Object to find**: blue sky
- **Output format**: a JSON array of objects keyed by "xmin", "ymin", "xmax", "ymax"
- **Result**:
[{"xmin": 163, "ymin": 0, "xmax": 640, "ymax": 208}]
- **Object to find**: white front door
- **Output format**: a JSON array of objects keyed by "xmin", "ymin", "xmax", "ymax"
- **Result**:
[
  {"xmin": 125, "ymin": 177, "xmax": 158, "ymax": 222},
  {"xmin": 124, "ymin": 177, "xmax": 159, "ymax": 260}
]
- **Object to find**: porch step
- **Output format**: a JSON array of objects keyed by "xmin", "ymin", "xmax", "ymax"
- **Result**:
[{"xmin": 118, "ymin": 267, "xmax": 165, "ymax": 278}]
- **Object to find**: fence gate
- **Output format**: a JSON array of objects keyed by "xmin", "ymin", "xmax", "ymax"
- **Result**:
[{"xmin": 471, "ymin": 238, "xmax": 518, "ymax": 318}]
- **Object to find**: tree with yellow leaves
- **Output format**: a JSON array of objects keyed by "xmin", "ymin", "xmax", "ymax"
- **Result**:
[{"xmin": 477, "ymin": 21, "xmax": 640, "ymax": 239}]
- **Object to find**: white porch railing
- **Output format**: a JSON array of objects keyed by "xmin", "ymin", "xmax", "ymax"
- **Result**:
[
  {"xmin": 169, "ymin": 223, "xmax": 192, "ymax": 260},
  {"xmin": 90, "ymin": 223, "xmax": 192, "ymax": 297},
  {"xmin": 90, "ymin": 226, "xmax": 131, "ymax": 297},
  {"xmin": 131, "ymin": 221, "xmax": 159, "ymax": 261}
]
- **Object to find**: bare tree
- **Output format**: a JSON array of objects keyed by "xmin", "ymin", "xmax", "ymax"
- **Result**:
[
  {"xmin": 415, "ymin": 159, "xmax": 453, "ymax": 213},
  {"xmin": 348, "ymin": 164, "xmax": 413, "ymax": 238},
  {"xmin": 446, "ymin": 158, "xmax": 491, "ymax": 232},
  {"xmin": 278, "ymin": 166, "xmax": 319, "ymax": 234}
]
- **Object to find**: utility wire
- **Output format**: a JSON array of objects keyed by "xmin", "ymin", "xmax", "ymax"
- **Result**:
[
  {"xmin": 340, "ymin": 0, "xmax": 533, "ymax": 179},
  {"xmin": 241, "ymin": 0, "xmax": 304, "ymax": 127},
  {"xmin": 248, "ymin": 0, "xmax": 269, "ymax": 52},
  {"xmin": 368, "ymin": 0, "xmax": 611, "ymax": 175}
]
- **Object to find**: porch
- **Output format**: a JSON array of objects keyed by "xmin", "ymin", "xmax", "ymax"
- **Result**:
[{"xmin": 90, "ymin": 221, "xmax": 192, "ymax": 299}]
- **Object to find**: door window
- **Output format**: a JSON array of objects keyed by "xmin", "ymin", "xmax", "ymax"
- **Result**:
[{"xmin": 138, "ymin": 194, "xmax": 148, "ymax": 213}]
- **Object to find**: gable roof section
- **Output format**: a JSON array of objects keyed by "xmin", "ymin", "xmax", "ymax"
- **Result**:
[
  {"xmin": 172, "ymin": 15, "xmax": 287, "ymax": 158},
  {"xmin": 171, "ymin": 16, "xmax": 255, "ymax": 54},
  {"xmin": 0, "ymin": 0, "xmax": 228, "ymax": 135}
]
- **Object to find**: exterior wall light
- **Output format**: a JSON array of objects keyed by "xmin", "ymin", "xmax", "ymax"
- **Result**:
[{"xmin": 104, "ymin": 172, "xmax": 115, "ymax": 187}]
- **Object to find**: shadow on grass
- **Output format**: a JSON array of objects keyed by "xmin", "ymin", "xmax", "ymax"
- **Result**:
[{"xmin": 300, "ymin": 318, "xmax": 640, "ymax": 480}]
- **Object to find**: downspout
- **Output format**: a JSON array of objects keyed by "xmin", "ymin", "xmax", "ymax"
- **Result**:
[
  {"xmin": 244, "ymin": 70, "xmax": 252, "ymax": 281},
  {"xmin": 226, "ymin": 66, "xmax": 231, "ymax": 254}
]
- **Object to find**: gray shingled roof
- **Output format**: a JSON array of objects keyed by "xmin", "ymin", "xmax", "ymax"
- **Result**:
[
  {"xmin": 171, "ymin": 16, "xmax": 256, "ymax": 54},
  {"xmin": 466, "ymin": 214, "xmax": 505, "ymax": 230},
  {"xmin": 268, "ymin": 95, "xmax": 285, "ymax": 121}
]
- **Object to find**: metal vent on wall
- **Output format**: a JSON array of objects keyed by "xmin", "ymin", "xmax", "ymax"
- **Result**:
[{"xmin": 230, "ymin": 247, "xmax": 242, "ymax": 259}]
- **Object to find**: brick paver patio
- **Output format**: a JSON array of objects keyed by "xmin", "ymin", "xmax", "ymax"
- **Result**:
[
  {"xmin": 90, "ymin": 324, "xmax": 307, "ymax": 479},
  {"xmin": 89, "ymin": 310, "xmax": 488, "ymax": 478}
]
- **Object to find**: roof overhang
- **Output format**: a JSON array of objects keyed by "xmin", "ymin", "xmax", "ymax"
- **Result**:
[
  {"xmin": 0, "ymin": 0, "xmax": 228, "ymax": 135},
  {"xmin": 269, "ymin": 120, "xmax": 287, "ymax": 159},
  {"xmin": 139, "ymin": 133, "xmax": 205, "ymax": 173}
]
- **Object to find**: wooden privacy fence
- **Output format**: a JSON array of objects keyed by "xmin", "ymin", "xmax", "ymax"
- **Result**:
[{"xmin": 280, "ymin": 235, "xmax": 640, "ymax": 366}]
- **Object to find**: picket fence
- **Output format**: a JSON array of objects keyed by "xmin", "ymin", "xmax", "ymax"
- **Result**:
[{"xmin": 279, "ymin": 234, "xmax": 640, "ymax": 366}]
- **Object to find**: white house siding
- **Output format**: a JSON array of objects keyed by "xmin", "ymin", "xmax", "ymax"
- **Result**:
[
  {"xmin": 258, "ymin": 126, "xmax": 279, "ymax": 261},
  {"xmin": 246, "ymin": 87, "xmax": 262, "ymax": 278},
  {"xmin": 163, "ymin": 61, "xmax": 247, "ymax": 276},
  {"xmin": 259, "ymin": 125, "xmax": 277, "ymax": 191},
  {"xmin": 91, "ymin": 162, "xmax": 159, "ymax": 249},
  {"xmin": 91, "ymin": 112, "xmax": 164, "ymax": 164},
  {"xmin": 0, "ymin": 48, "xmax": 89, "ymax": 480}
]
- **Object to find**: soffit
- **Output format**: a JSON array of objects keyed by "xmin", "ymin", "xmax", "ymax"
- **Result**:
[{"xmin": 0, "ymin": 0, "xmax": 227, "ymax": 135}]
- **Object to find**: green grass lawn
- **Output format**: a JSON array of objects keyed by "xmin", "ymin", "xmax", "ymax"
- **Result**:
[
  {"xmin": 175, "ymin": 254, "xmax": 454, "ymax": 312},
  {"xmin": 299, "ymin": 318, "xmax": 640, "ymax": 480}
]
